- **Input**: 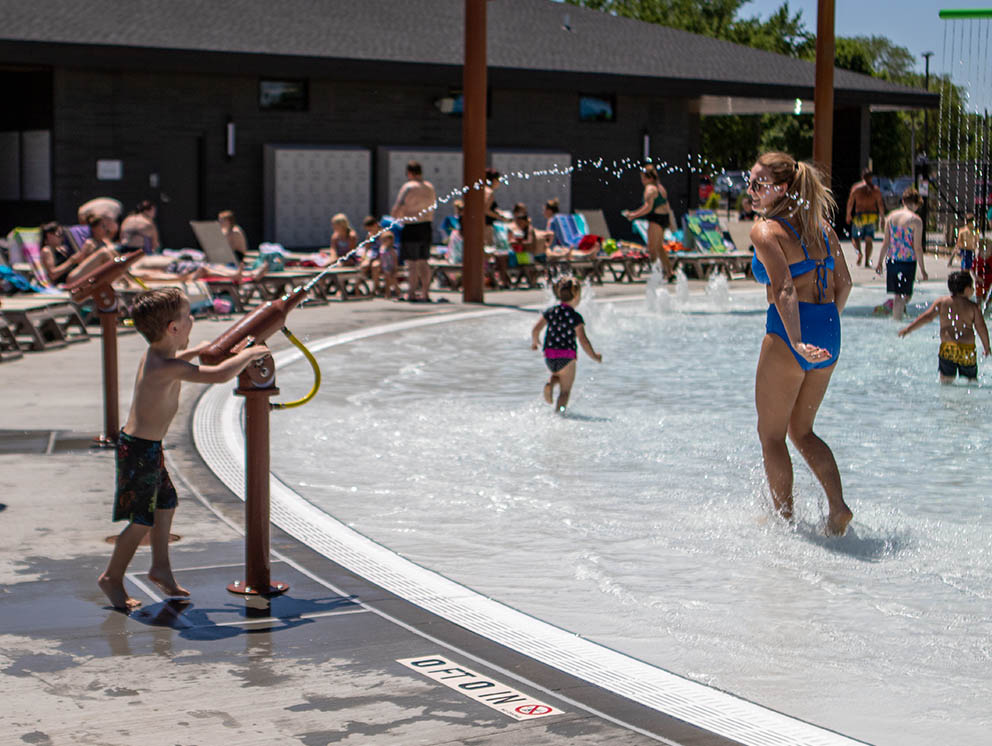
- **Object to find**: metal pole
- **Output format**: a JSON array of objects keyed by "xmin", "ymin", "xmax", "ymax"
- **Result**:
[
  {"xmin": 98, "ymin": 310, "xmax": 119, "ymax": 446},
  {"xmin": 923, "ymin": 54, "xmax": 929, "ymax": 238},
  {"xmin": 462, "ymin": 0, "xmax": 487, "ymax": 303},
  {"xmin": 813, "ymin": 0, "xmax": 835, "ymax": 176}
]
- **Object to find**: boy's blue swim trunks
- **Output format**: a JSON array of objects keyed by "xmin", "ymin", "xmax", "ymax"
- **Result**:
[{"xmin": 113, "ymin": 431, "xmax": 178, "ymax": 526}]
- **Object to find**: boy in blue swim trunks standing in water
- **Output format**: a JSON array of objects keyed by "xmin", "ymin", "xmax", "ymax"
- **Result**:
[
  {"xmin": 531, "ymin": 277, "xmax": 602, "ymax": 413},
  {"xmin": 98, "ymin": 288, "xmax": 269, "ymax": 611}
]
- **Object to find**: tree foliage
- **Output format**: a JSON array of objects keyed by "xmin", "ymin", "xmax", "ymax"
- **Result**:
[{"xmin": 565, "ymin": 0, "xmax": 959, "ymax": 177}]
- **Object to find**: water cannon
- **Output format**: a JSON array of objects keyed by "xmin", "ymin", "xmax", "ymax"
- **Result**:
[
  {"xmin": 62, "ymin": 251, "xmax": 143, "ymax": 446},
  {"xmin": 202, "ymin": 282, "xmax": 321, "ymax": 597},
  {"xmin": 64, "ymin": 250, "xmax": 144, "ymax": 312},
  {"xmin": 200, "ymin": 284, "xmax": 309, "ymax": 389}
]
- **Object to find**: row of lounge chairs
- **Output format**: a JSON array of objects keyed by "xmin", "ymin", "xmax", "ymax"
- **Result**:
[{"xmin": 1, "ymin": 210, "xmax": 753, "ymax": 363}]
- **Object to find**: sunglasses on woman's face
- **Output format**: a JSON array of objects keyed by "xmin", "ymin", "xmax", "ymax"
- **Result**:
[{"xmin": 747, "ymin": 179, "xmax": 780, "ymax": 194}]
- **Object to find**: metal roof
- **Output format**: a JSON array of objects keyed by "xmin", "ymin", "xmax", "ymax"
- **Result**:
[{"xmin": 0, "ymin": 0, "xmax": 936, "ymax": 107}]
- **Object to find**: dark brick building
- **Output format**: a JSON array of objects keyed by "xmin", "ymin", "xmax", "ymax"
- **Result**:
[{"xmin": 0, "ymin": 0, "xmax": 936, "ymax": 248}]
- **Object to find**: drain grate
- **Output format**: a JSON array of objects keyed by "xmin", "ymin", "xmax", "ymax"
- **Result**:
[{"xmin": 0, "ymin": 430, "xmax": 102, "ymax": 455}]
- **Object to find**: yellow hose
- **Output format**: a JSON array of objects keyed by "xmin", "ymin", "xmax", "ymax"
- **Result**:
[
  {"xmin": 128, "ymin": 273, "xmax": 149, "ymax": 289},
  {"xmin": 271, "ymin": 326, "xmax": 321, "ymax": 410}
]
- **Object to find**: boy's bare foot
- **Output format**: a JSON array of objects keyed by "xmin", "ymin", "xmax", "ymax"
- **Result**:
[
  {"xmin": 543, "ymin": 382, "xmax": 553, "ymax": 404},
  {"xmin": 147, "ymin": 569, "xmax": 190, "ymax": 598},
  {"xmin": 825, "ymin": 508, "xmax": 854, "ymax": 537},
  {"xmin": 98, "ymin": 574, "xmax": 142, "ymax": 611}
]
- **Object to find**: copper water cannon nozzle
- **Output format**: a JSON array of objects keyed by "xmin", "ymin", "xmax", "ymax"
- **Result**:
[
  {"xmin": 64, "ymin": 251, "xmax": 144, "ymax": 304},
  {"xmin": 200, "ymin": 284, "xmax": 308, "ymax": 366}
]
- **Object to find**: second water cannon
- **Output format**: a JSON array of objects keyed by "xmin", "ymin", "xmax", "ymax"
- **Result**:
[
  {"xmin": 64, "ymin": 251, "xmax": 144, "ymax": 311},
  {"xmin": 200, "ymin": 284, "xmax": 310, "ymax": 387}
]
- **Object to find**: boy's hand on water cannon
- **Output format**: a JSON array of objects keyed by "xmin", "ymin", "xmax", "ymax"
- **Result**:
[{"xmin": 248, "ymin": 344, "xmax": 271, "ymax": 361}]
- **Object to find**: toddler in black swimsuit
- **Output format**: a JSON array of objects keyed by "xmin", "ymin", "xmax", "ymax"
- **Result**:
[{"xmin": 530, "ymin": 277, "xmax": 602, "ymax": 413}]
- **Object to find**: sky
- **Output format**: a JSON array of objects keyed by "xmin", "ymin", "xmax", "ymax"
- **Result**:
[
  {"xmin": 745, "ymin": 1, "xmax": 992, "ymax": 111},
  {"xmin": 745, "ymin": 1, "xmax": 989, "ymax": 72}
]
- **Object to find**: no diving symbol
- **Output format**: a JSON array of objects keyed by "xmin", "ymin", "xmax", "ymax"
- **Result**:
[{"xmin": 515, "ymin": 704, "xmax": 553, "ymax": 717}]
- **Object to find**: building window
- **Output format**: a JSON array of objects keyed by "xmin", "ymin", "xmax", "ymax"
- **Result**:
[
  {"xmin": 579, "ymin": 95, "xmax": 616, "ymax": 123},
  {"xmin": 259, "ymin": 80, "xmax": 309, "ymax": 111}
]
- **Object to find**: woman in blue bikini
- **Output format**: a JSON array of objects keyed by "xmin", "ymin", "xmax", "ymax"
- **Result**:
[{"xmin": 748, "ymin": 152, "xmax": 854, "ymax": 536}]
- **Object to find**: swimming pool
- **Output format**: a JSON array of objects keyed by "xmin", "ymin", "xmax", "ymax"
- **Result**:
[{"xmin": 264, "ymin": 281, "xmax": 990, "ymax": 745}]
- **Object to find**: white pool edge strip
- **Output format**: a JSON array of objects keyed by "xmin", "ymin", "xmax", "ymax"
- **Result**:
[{"xmin": 193, "ymin": 298, "xmax": 868, "ymax": 746}]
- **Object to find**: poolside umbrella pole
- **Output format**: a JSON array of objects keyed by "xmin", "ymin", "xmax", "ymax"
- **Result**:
[
  {"xmin": 64, "ymin": 250, "xmax": 144, "ymax": 447},
  {"xmin": 200, "ymin": 284, "xmax": 312, "ymax": 597}
]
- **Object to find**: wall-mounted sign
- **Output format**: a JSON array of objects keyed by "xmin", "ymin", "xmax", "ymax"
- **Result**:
[{"xmin": 97, "ymin": 159, "xmax": 123, "ymax": 181}]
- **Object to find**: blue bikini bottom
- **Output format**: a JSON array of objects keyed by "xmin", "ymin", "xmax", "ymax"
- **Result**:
[{"xmin": 765, "ymin": 302, "xmax": 840, "ymax": 371}]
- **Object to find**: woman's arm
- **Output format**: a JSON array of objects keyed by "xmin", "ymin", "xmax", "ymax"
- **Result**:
[
  {"xmin": 828, "ymin": 227, "xmax": 852, "ymax": 313},
  {"xmin": 624, "ymin": 186, "xmax": 656, "ymax": 220},
  {"xmin": 752, "ymin": 221, "xmax": 825, "ymax": 362},
  {"xmin": 348, "ymin": 230, "xmax": 358, "ymax": 251},
  {"xmin": 41, "ymin": 246, "xmax": 77, "ymax": 283}
]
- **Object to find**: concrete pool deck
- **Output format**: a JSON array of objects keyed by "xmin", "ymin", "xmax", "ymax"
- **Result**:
[{"xmin": 0, "ymin": 249, "xmax": 954, "ymax": 745}]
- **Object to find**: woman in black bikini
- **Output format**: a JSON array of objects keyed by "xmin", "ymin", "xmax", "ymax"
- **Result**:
[{"xmin": 623, "ymin": 165, "xmax": 676, "ymax": 281}]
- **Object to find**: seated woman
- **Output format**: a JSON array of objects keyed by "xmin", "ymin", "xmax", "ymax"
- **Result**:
[
  {"xmin": 218, "ymin": 210, "xmax": 248, "ymax": 264},
  {"xmin": 39, "ymin": 223, "xmax": 79, "ymax": 284},
  {"xmin": 440, "ymin": 200, "xmax": 462, "ymax": 242},
  {"xmin": 119, "ymin": 200, "xmax": 161, "ymax": 253},
  {"xmin": 324, "ymin": 213, "xmax": 358, "ymax": 264},
  {"xmin": 49, "ymin": 215, "xmax": 260, "ymax": 287}
]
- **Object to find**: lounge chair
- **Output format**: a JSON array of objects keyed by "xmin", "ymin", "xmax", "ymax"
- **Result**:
[
  {"xmin": 578, "ymin": 209, "xmax": 652, "ymax": 283},
  {"xmin": 0, "ymin": 299, "xmax": 24, "ymax": 362},
  {"xmin": 679, "ymin": 209, "xmax": 752, "ymax": 279}
]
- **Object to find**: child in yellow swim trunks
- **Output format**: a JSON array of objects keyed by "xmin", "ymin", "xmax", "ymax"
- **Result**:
[{"xmin": 899, "ymin": 271, "xmax": 991, "ymax": 383}]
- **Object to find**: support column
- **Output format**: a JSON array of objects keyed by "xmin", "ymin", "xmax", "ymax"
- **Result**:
[
  {"xmin": 813, "ymin": 0, "xmax": 835, "ymax": 176},
  {"xmin": 462, "ymin": 0, "xmax": 487, "ymax": 303}
]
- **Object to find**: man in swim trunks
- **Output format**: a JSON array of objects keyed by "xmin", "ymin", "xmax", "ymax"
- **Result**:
[
  {"xmin": 845, "ymin": 169, "xmax": 885, "ymax": 267},
  {"xmin": 391, "ymin": 160, "xmax": 436, "ymax": 303},
  {"xmin": 899, "ymin": 271, "xmax": 990, "ymax": 383},
  {"xmin": 948, "ymin": 213, "xmax": 977, "ymax": 272}
]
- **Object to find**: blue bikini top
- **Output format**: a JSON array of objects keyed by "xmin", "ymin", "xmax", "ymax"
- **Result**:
[{"xmin": 752, "ymin": 218, "xmax": 834, "ymax": 301}]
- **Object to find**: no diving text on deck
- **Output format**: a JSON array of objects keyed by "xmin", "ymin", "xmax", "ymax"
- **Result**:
[{"xmin": 397, "ymin": 656, "xmax": 562, "ymax": 720}]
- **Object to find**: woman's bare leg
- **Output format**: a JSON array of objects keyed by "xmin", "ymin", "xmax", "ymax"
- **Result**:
[
  {"xmin": 755, "ymin": 335, "xmax": 806, "ymax": 519},
  {"xmin": 649, "ymin": 222, "xmax": 674, "ymax": 278},
  {"xmin": 788, "ymin": 366, "xmax": 853, "ymax": 535}
]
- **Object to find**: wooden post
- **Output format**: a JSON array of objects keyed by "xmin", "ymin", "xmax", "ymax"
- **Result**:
[
  {"xmin": 462, "ymin": 0, "xmax": 487, "ymax": 303},
  {"xmin": 813, "ymin": 0, "xmax": 835, "ymax": 176}
]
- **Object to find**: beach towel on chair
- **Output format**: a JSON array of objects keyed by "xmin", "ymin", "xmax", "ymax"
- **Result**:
[
  {"xmin": 684, "ymin": 210, "xmax": 730, "ymax": 253},
  {"xmin": 549, "ymin": 214, "xmax": 585, "ymax": 249},
  {"xmin": 10, "ymin": 227, "xmax": 60, "ymax": 293}
]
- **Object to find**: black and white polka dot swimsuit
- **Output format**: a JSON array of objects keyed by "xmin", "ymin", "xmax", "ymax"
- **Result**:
[{"xmin": 543, "ymin": 303, "xmax": 584, "ymax": 373}]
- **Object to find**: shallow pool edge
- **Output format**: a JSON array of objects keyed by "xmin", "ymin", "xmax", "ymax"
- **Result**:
[{"xmin": 192, "ymin": 297, "xmax": 868, "ymax": 746}]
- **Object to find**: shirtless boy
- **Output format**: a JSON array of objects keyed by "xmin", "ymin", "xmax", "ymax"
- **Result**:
[
  {"xmin": 845, "ymin": 169, "xmax": 885, "ymax": 267},
  {"xmin": 391, "ymin": 160, "xmax": 437, "ymax": 302},
  {"xmin": 948, "ymin": 213, "xmax": 977, "ymax": 273},
  {"xmin": 98, "ymin": 288, "xmax": 269, "ymax": 610},
  {"xmin": 899, "ymin": 271, "xmax": 990, "ymax": 384}
]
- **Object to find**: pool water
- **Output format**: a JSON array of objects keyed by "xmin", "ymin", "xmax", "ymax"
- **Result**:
[{"xmin": 270, "ymin": 281, "xmax": 991, "ymax": 746}]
